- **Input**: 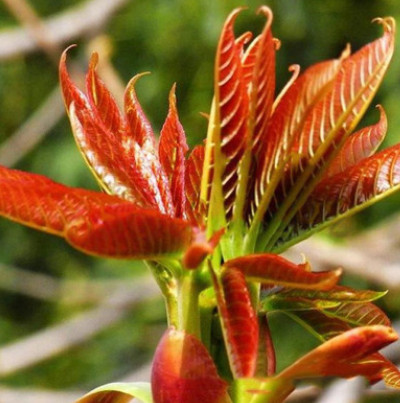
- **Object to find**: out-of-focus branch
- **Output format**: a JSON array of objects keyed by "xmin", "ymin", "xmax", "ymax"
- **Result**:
[
  {"xmin": 0, "ymin": 0, "xmax": 129, "ymax": 60},
  {"xmin": 0, "ymin": 86, "xmax": 64, "ymax": 166},
  {"xmin": 1, "ymin": 0, "xmax": 60, "ymax": 63},
  {"xmin": 0, "ymin": 275, "xmax": 158, "ymax": 377},
  {"xmin": 0, "ymin": 262, "xmax": 147, "ymax": 305}
]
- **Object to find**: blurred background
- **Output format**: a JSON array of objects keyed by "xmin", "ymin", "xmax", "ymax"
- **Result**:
[{"xmin": 0, "ymin": 0, "xmax": 399, "ymax": 402}]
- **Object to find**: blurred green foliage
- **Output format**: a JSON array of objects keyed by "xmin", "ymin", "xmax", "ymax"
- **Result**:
[{"xmin": 0, "ymin": 0, "xmax": 399, "ymax": 395}]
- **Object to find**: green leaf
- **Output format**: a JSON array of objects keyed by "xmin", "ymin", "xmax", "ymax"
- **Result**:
[
  {"xmin": 232, "ymin": 377, "xmax": 294, "ymax": 403},
  {"xmin": 75, "ymin": 382, "xmax": 152, "ymax": 403}
]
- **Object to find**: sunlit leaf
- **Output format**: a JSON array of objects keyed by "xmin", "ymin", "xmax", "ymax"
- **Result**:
[
  {"xmin": 159, "ymin": 85, "xmax": 189, "ymax": 218},
  {"xmin": 185, "ymin": 145, "xmax": 205, "ymax": 223},
  {"xmin": 75, "ymin": 382, "xmax": 152, "ymax": 403},
  {"xmin": 0, "ymin": 167, "xmax": 196, "ymax": 259},
  {"xmin": 282, "ymin": 142, "xmax": 400, "ymax": 249},
  {"xmin": 248, "ymin": 6, "xmax": 276, "ymax": 156},
  {"xmin": 202, "ymin": 7, "xmax": 249, "ymax": 219},
  {"xmin": 61, "ymin": 52, "xmax": 175, "ymax": 215},
  {"xmin": 151, "ymin": 328, "xmax": 230, "ymax": 403},
  {"xmin": 225, "ymin": 254, "xmax": 341, "ymax": 290},
  {"xmin": 124, "ymin": 73, "xmax": 156, "ymax": 148},
  {"xmin": 86, "ymin": 52, "xmax": 124, "ymax": 136},
  {"xmin": 59, "ymin": 46, "xmax": 89, "ymax": 111},
  {"xmin": 211, "ymin": 266, "xmax": 258, "ymax": 378},
  {"xmin": 248, "ymin": 53, "xmax": 343, "ymax": 233},
  {"xmin": 324, "ymin": 105, "xmax": 387, "ymax": 177}
]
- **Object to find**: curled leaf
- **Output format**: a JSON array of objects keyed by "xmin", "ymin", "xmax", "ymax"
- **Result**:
[{"xmin": 211, "ymin": 266, "xmax": 259, "ymax": 378}]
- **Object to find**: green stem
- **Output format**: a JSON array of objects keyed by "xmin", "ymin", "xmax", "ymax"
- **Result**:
[
  {"xmin": 178, "ymin": 270, "xmax": 201, "ymax": 338},
  {"xmin": 145, "ymin": 261, "xmax": 179, "ymax": 328}
]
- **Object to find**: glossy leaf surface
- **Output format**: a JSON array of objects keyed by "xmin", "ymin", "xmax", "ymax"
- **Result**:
[
  {"xmin": 225, "ymin": 254, "xmax": 341, "ymax": 290},
  {"xmin": 159, "ymin": 86, "xmax": 189, "ymax": 218},
  {"xmin": 212, "ymin": 267, "xmax": 259, "ymax": 378},
  {"xmin": 185, "ymin": 145, "xmax": 205, "ymax": 223},
  {"xmin": 284, "ymin": 142, "xmax": 400, "ymax": 247},
  {"xmin": 0, "ymin": 166, "xmax": 195, "ymax": 259},
  {"xmin": 151, "ymin": 328, "xmax": 229, "ymax": 403},
  {"xmin": 324, "ymin": 105, "xmax": 387, "ymax": 177},
  {"xmin": 213, "ymin": 8, "xmax": 249, "ymax": 215},
  {"xmin": 260, "ymin": 18, "xmax": 395, "ymax": 250},
  {"xmin": 61, "ymin": 50, "xmax": 174, "ymax": 215}
]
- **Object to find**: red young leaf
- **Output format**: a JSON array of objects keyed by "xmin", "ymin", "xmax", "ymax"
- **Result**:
[
  {"xmin": 278, "ymin": 325, "xmax": 398, "ymax": 380},
  {"xmin": 185, "ymin": 145, "xmax": 205, "ymax": 223},
  {"xmin": 287, "ymin": 142, "xmax": 400, "ymax": 243},
  {"xmin": 235, "ymin": 31, "xmax": 253, "ymax": 60},
  {"xmin": 159, "ymin": 85, "xmax": 189, "ymax": 218},
  {"xmin": 241, "ymin": 35, "xmax": 260, "ymax": 89},
  {"xmin": 151, "ymin": 328, "xmax": 229, "ymax": 403},
  {"xmin": 248, "ymin": 6, "xmax": 276, "ymax": 156},
  {"xmin": 225, "ymin": 254, "xmax": 341, "ymax": 290},
  {"xmin": 265, "ymin": 19, "xmax": 396, "ymax": 249},
  {"xmin": 86, "ymin": 52, "xmax": 124, "ymax": 136},
  {"xmin": 250, "ymin": 55, "xmax": 343, "ymax": 222},
  {"xmin": 69, "ymin": 101, "xmax": 160, "ymax": 208},
  {"xmin": 124, "ymin": 73, "xmax": 156, "ymax": 148},
  {"xmin": 214, "ymin": 7, "xmax": 249, "ymax": 214},
  {"xmin": 182, "ymin": 228, "xmax": 224, "ymax": 269},
  {"xmin": 59, "ymin": 47, "xmax": 89, "ymax": 112},
  {"xmin": 0, "ymin": 166, "xmax": 195, "ymax": 259},
  {"xmin": 324, "ymin": 105, "xmax": 387, "ymax": 177},
  {"xmin": 297, "ymin": 19, "xmax": 394, "ymax": 159},
  {"xmin": 124, "ymin": 75, "xmax": 175, "ymax": 218},
  {"xmin": 61, "ymin": 52, "xmax": 174, "ymax": 213},
  {"xmin": 211, "ymin": 266, "xmax": 259, "ymax": 378}
]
